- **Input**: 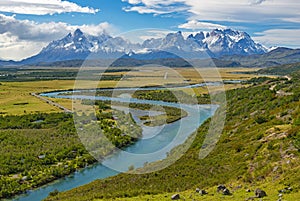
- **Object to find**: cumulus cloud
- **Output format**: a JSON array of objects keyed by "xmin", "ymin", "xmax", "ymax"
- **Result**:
[
  {"xmin": 253, "ymin": 29, "xmax": 300, "ymax": 48},
  {"xmin": 178, "ymin": 20, "xmax": 227, "ymax": 30},
  {"xmin": 0, "ymin": 32, "xmax": 47, "ymax": 61},
  {"xmin": 0, "ymin": 0, "xmax": 99, "ymax": 15},
  {"xmin": 0, "ymin": 14, "xmax": 115, "ymax": 61}
]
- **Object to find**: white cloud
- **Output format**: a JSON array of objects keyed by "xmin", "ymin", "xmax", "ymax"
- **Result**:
[
  {"xmin": 121, "ymin": 29, "xmax": 171, "ymax": 43},
  {"xmin": 186, "ymin": 0, "xmax": 300, "ymax": 24},
  {"xmin": 0, "ymin": 32, "xmax": 48, "ymax": 61},
  {"xmin": 123, "ymin": 6, "xmax": 169, "ymax": 14},
  {"xmin": 122, "ymin": 0, "xmax": 300, "ymax": 48},
  {"xmin": 123, "ymin": 5, "xmax": 187, "ymax": 15},
  {"xmin": 123, "ymin": 0, "xmax": 300, "ymax": 23},
  {"xmin": 0, "ymin": 14, "xmax": 115, "ymax": 61},
  {"xmin": 253, "ymin": 29, "xmax": 300, "ymax": 48},
  {"xmin": 75, "ymin": 23, "xmax": 117, "ymax": 37},
  {"xmin": 122, "ymin": 0, "xmax": 188, "ymax": 14},
  {"xmin": 178, "ymin": 20, "xmax": 227, "ymax": 30},
  {"xmin": 123, "ymin": 0, "xmax": 142, "ymax": 4},
  {"xmin": 0, "ymin": 0, "xmax": 99, "ymax": 15},
  {"xmin": 249, "ymin": 0, "xmax": 267, "ymax": 5}
]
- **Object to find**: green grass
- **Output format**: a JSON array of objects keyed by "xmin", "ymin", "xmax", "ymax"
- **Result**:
[
  {"xmin": 94, "ymin": 181, "xmax": 300, "ymax": 201},
  {"xmin": 0, "ymin": 80, "xmax": 119, "ymax": 115},
  {"xmin": 0, "ymin": 67, "xmax": 288, "ymax": 200},
  {"xmin": 44, "ymin": 73, "xmax": 300, "ymax": 201},
  {"xmin": 0, "ymin": 67, "xmax": 256, "ymax": 115},
  {"xmin": 257, "ymin": 62, "xmax": 300, "ymax": 76},
  {"xmin": 0, "ymin": 113, "xmax": 96, "ymax": 198},
  {"xmin": 0, "ymin": 102, "xmax": 143, "ymax": 199}
]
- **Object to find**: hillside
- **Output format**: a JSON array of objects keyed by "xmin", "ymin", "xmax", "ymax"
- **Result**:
[
  {"xmin": 17, "ymin": 47, "xmax": 300, "ymax": 68},
  {"xmin": 45, "ymin": 73, "xmax": 300, "ymax": 200},
  {"xmin": 257, "ymin": 62, "xmax": 300, "ymax": 75},
  {"xmin": 221, "ymin": 47, "xmax": 300, "ymax": 67}
]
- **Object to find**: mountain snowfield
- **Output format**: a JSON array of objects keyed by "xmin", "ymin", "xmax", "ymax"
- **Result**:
[
  {"xmin": 20, "ymin": 28, "xmax": 268, "ymax": 64},
  {"xmin": 143, "ymin": 29, "xmax": 267, "ymax": 57}
]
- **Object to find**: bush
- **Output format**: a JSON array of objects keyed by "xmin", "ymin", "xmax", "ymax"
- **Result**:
[
  {"xmin": 49, "ymin": 189, "xmax": 59, "ymax": 197},
  {"xmin": 255, "ymin": 116, "xmax": 268, "ymax": 124}
]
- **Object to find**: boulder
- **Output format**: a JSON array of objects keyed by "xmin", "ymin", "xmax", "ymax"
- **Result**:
[
  {"xmin": 199, "ymin": 189, "xmax": 208, "ymax": 195},
  {"xmin": 171, "ymin": 193, "xmax": 180, "ymax": 200},
  {"xmin": 223, "ymin": 188, "xmax": 231, "ymax": 195},
  {"xmin": 255, "ymin": 188, "xmax": 267, "ymax": 198},
  {"xmin": 217, "ymin": 185, "xmax": 226, "ymax": 192},
  {"xmin": 217, "ymin": 185, "xmax": 231, "ymax": 195}
]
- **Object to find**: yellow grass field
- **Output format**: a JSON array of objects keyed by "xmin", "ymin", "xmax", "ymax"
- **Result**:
[{"xmin": 0, "ymin": 68, "xmax": 259, "ymax": 115}]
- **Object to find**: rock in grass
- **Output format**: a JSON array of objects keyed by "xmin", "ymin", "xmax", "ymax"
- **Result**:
[
  {"xmin": 171, "ymin": 193, "xmax": 180, "ymax": 200},
  {"xmin": 222, "ymin": 188, "xmax": 231, "ymax": 195},
  {"xmin": 217, "ymin": 185, "xmax": 227, "ymax": 192},
  {"xmin": 199, "ymin": 189, "xmax": 208, "ymax": 195},
  {"xmin": 217, "ymin": 185, "xmax": 231, "ymax": 195},
  {"xmin": 255, "ymin": 188, "xmax": 267, "ymax": 198}
]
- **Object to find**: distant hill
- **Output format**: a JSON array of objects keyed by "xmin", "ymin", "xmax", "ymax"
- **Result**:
[
  {"xmin": 110, "ymin": 51, "xmax": 192, "ymax": 67},
  {"xmin": 0, "ymin": 60, "xmax": 17, "ymax": 67},
  {"xmin": 257, "ymin": 62, "xmax": 300, "ymax": 75},
  {"xmin": 221, "ymin": 47, "xmax": 300, "ymax": 67}
]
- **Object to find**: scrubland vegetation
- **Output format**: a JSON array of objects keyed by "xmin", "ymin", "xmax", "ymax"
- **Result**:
[{"xmin": 45, "ymin": 72, "xmax": 300, "ymax": 201}]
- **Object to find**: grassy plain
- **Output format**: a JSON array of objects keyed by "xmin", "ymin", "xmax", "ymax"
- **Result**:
[
  {"xmin": 0, "ymin": 67, "xmax": 258, "ymax": 115},
  {"xmin": 0, "ymin": 80, "xmax": 116, "ymax": 115}
]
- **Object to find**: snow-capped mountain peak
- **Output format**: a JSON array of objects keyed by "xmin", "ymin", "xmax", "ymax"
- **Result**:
[
  {"xmin": 185, "ymin": 28, "xmax": 267, "ymax": 56},
  {"xmin": 140, "ymin": 28, "xmax": 267, "ymax": 57},
  {"xmin": 21, "ymin": 28, "xmax": 267, "ymax": 64}
]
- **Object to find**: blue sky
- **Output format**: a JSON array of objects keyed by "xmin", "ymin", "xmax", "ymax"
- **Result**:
[{"xmin": 0, "ymin": 0, "xmax": 299, "ymax": 60}]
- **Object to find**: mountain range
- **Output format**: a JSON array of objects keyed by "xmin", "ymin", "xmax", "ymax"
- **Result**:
[{"xmin": 1, "ymin": 28, "xmax": 300, "ymax": 67}]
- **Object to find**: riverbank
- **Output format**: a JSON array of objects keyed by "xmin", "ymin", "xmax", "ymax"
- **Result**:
[
  {"xmin": 3, "ymin": 83, "xmax": 201, "ymax": 200},
  {"xmin": 7, "ymin": 89, "xmax": 215, "ymax": 201},
  {"xmin": 44, "ymin": 75, "xmax": 300, "ymax": 201},
  {"xmin": 1, "ymin": 100, "xmax": 143, "ymax": 200}
]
